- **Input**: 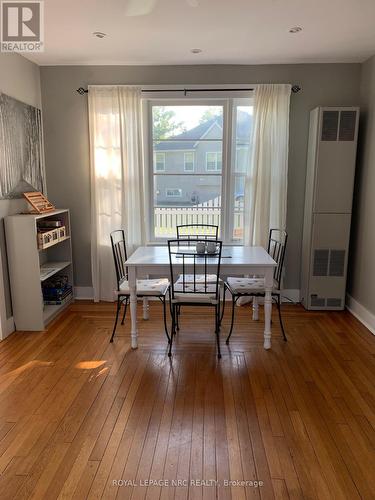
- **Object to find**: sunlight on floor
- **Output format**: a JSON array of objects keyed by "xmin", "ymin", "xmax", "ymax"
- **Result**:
[{"xmin": 75, "ymin": 360, "xmax": 107, "ymax": 369}]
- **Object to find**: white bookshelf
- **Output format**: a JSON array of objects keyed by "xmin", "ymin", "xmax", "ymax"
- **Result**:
[{"xmin": 5, "ymin": 209, "xmax": 74, "ymax": 331}]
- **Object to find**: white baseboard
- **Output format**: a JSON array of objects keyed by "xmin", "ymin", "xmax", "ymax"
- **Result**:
[
  {"xmin": 5, "ymin": 317, "xmax": 15, "ymax": 338},
  {"xmin": 282, "ymin": 289, "xmax": 300, "ymax": 303},
  {"xmin": 74, "ymin": 287, "xmax": 94, "ymax": 300},
  {"xmin": 0, "ymin": 316, "xmax": 15, "ymax": 340},
  {"xmin": 346, "ymin": 294, "xmax": 375, "ymax": 336}
]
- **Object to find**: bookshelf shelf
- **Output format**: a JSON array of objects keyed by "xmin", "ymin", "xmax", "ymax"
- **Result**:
[
  {"xmin": 40, "ymin": 261, "xmax": 71, "ymax": 281},
  {"xmin": 5, "ymin": 209, "xmax": 74, "ymax": 331}
]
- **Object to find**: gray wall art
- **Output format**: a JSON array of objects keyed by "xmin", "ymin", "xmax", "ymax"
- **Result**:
[{"xmin": 0, "ymin": 92, "xmax": 45, "ymax": 199}]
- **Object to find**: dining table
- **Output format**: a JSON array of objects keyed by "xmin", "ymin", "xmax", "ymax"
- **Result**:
[{"xmin": 124, "ymin": 245, "xmax": 277, "ymax": 350}]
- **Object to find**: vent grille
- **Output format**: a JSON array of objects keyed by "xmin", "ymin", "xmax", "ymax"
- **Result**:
[
  {"xmin": 313, "ymin": 250, "xmax": 329, "ymax": 276},
  {"xmin": 313, "ymin": 249, "xmax": 346, "ymax": 277},
  {"xmin": 327, "ymin": 298, "xmax": 342, "ymax": 308},
  {"xmin": 329, "ymin": 250, "xmax": 346, "ymax": 277},
  {"xmin": 321, "ymin": 111, "xmax": 339, "ymax": 141},
  {"xmin": 339, "ymin": 111, "xmax": 356, "ymax": 141},
  {"xmin": 310, "ymin": 295, "xmax": 326, "ymax": 307}
]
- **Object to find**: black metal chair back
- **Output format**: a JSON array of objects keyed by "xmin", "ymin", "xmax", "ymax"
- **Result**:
[
  {"xmin": 110, "ymin": 229, "xmax": 128, "ymax": 291},
  {"xmin": 267, "ymin": 229, "xmax": 288, "ymax": 290},
  {"xmin": 176, "ymin": 224, "xmax": 219, "ymax": 246},
  {"xmin": 168, "ymin": 239, "xmax": 223, "ymax": 300}
]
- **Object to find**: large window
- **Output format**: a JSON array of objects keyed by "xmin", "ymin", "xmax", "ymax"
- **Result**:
[{"xmin": 149, "ymin": 99, "xmax": 253, "ymax": 241}]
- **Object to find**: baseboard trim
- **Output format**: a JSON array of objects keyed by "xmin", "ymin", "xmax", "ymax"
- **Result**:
[
  {"xmin": 346, "ymin": 294, "xmax": 375, "ymax": 336},
  {"xmin": 74, "ymin": 287, "xmax": 94, "ymax": 300},
  {"xmin": 282, "ymin": 289, "xmax": 300, "ymax": 303},
  {"xmin": 1, "ymin": 316, "xmax": 15, "ymax": 340}
]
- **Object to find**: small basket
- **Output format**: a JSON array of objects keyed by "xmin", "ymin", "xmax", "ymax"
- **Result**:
[{"xmin": 37, "ymin": 228, "xmax": 59, "ymax": 249}]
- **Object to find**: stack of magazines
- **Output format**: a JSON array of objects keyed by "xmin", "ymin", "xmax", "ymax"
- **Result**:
[{"xmin": 42, "ymin": 275, "xmax": 72, "ymax": 305}]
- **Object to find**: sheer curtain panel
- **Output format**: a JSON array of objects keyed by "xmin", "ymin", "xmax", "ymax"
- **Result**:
[
  {"xmin": 244, "ymin": 84, "xmax": 291, "ymax": 247},
  {"xmin": 88, "ymin": 86, "xmax": 145, "ymax": 302}
]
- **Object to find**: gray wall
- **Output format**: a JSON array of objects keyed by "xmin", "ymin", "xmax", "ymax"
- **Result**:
[
  {"xmin": 0, "ymin": 53, "xmax": 41, "ymax": 331},
  {"xmin": 348, "ymin": 55, "xmax": 375, "ymax": 314},
  {"xmin": 40, "ymin": 63, "xmax": 361, "ymax": 291}
]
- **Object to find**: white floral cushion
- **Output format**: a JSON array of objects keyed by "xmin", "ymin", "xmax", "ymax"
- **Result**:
[
  {"xmin": 172, "ymin": 281, "xmax": 218, "ymax": 304},
  {"xmin": 118, "ymin": 278, "xmax": 169, "ymax": 296},
  {"xmin": 176, "ymin": 274, "xmax": 221, "ymax": 284},
  {"xmin": 227, "ymin": 277, "xmax": 267, "ymax": 293}
]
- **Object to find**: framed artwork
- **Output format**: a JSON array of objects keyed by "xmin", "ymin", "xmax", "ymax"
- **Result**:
[{"xmin": 0, "ymin": 93, "xmax": 45, "ymax": 199}]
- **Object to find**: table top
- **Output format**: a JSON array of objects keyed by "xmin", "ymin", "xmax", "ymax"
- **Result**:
[{"xmin": 125, "ymin": 245, "xmax": 276, "ymax": 267}]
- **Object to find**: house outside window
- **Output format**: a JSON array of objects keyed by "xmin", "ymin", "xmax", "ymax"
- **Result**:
[
  {"xmin": 148, "ymin": 99, "xmax": 253, "ymax": 241},
  {"xmin": 184, "ymin": 152, "xmax": 195, "ymax": 172}
]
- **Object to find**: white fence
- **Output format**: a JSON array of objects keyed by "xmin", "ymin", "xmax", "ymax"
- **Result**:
[{"xmin": 154, "ymin": 197, "xmax": 244, "ymax": 238}]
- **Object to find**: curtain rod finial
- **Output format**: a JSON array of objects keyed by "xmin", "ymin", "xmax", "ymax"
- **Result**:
[
  {"xmin": 76, "ymin": 87, "xmax": 88, "ymax": 95},
  {"xmin": 292, "ymin": 85, "xmax": 301, "ymax": 93}
]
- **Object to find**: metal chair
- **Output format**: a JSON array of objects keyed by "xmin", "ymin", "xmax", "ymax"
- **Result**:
[
  {"xmin": 168, "ymin": 239, "xmax": 223, "ymax": 358},
  {"xmin": 110, "ymin": 230, "xmax": 170, "ymax": 343},
  {"xmin": 225, "ymin": 229, "xmax": 288, "ymax": 344},
  {"xmin": 175, "ymin": 223, "xmax": 225, "ymax": 327},
  {"xmin": 176, "ymin": 224, "xmax": 219, "ymax": 244}
]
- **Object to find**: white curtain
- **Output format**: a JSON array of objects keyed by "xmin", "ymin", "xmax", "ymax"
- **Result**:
[
  {"xmin": 244, "ymin": 84, "xmax": 291, "ymax": 247},
  {"xmin": 88, "ymin": 86, "xmax": 145, "ymax": 302}
]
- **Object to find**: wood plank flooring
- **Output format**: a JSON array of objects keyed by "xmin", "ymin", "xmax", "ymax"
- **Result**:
[{"xmin": 0, "ymin": 301, "xmax": 374, "ymax": 499}]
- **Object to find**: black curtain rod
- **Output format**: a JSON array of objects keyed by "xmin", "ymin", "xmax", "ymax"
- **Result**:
[{"xmin": 76, "ymin": 85, "xmax": 301, "ymax": 95}]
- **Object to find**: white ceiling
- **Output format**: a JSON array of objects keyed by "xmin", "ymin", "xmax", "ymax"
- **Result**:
[{"xmin": 26, "ymin": 0, "xmax": 375, "ymax": 66}]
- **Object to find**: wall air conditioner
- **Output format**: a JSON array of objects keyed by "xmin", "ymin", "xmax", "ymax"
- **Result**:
[{"xmin": 301, "ymin": 107, "xmax": 359, "ymax": 310}]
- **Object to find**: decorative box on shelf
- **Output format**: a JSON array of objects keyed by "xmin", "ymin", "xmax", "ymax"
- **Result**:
[
  {"xmin": 37, "ymin": 225, "xmax": 67, "ymax": 249},
  {"xmin": 37, "ymin": 228, "xmax": 59, "ymax": 249}
]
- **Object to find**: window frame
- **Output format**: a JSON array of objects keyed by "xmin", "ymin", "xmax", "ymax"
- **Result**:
[
  {"xmin": 183, "ymin": 151, "xmax": 195, "ymax": 172},
  {"xmin": 145, "ymin": 96, "xmax": 253, "ymax": 244}
]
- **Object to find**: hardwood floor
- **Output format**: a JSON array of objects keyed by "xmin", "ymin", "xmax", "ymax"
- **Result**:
[{"xmin": 0, "ymin": 301, "xmax": 375, "ymax": 499}]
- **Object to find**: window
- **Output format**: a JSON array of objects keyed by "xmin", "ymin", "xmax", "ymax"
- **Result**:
[
  {"xmin": 206, "ymin": 151, "xmax": 222, "ymax": 172},
  {"xmin": 148, "ymin": 100, "xmax": 253, "ymax": 241},
  {"xmin": 184, "ymin": 152, "xmax": 195, "ymax": 172},
  {"xmin": 232, "ymin": 102, "xmax": 253, "ymax": 240},
  {"xmin": 154, "ymin": 152, "xmax": 165, "ymax": 172},
  {"xmin": 166, "ymin": 188, "xmax": 182, "ymax": 197}
]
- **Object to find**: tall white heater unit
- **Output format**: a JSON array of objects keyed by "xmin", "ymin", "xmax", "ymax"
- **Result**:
[{"xmin": 301, "ymin": 106, "xmax": 359, "ymax": 310}]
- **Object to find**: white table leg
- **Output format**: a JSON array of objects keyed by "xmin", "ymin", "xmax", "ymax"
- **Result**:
[
  {"xmin": 143, "ymin": 297, "xmax": 149, "ymax": 320},
  {"xmin": 252, "ymin": 296, "xmax": 259, "ymax": 320},
  {"xmin": 128, "ymin": 267, "xmax": 138, "ymax": 349},
  {"xmin": 264, "ymin": 290, "xmax": 272, "ymax": 349}
]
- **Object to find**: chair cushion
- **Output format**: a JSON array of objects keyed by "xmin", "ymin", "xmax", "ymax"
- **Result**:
[
  {"xmin": 173, "ymin": 281, "xmax": 218, "ymax": 304},
  {"xmin": 227, "ymin": 277, "xmax": 267, "ymax": 293},
  {"xmin": 176, "ymin": 274, "xmax": 222, "ymax": 284},
  {"xmin": 118, "ymin": 278, "xmax": 169, "ymax": 296}
]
